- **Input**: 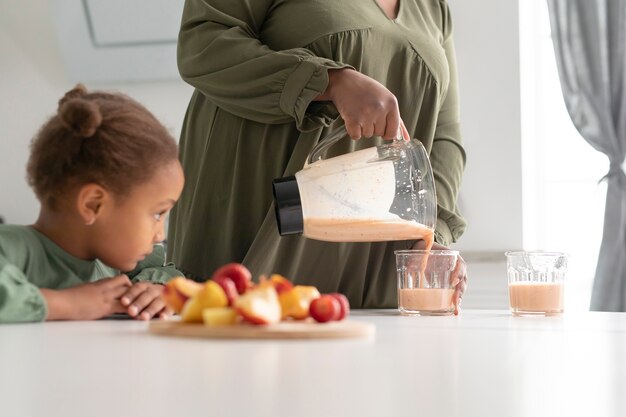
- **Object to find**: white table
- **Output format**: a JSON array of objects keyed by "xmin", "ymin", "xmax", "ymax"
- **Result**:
[{"xmin": 1, "ymin": 310, "xmax": 625, "ymax": 417}]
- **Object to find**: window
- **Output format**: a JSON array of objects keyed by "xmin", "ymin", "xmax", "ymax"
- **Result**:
[{"xmin": 520, "ymin": 1, "xmax": 609, "ymax": 311}]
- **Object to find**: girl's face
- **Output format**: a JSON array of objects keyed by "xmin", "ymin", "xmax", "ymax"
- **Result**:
[{"xmin": 90, "ymin": 160, "xmax": 185, "ymax": 271}]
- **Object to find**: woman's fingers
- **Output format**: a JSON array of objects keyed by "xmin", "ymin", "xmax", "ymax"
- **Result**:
[
  {"xmin": 400, "ymin": 120, "xmax": 411, "ymax": 141},
  {"xmin": 383, "ymin": 110, "xmax": 401, "ymax": 140},
  {"xmin": 373, "ymin": 117, "xmax": 387, "ymax": 137},
  {"xmin": 325, "ymin": 69, "xmax": 406, "ymax": 141},
  {"xmin": 344, "ymin": 119, "xmax": 363, "ymax": 140},
  {"xmin": 451, "ymin": 255, "xmax": 467, "ymax": 315},
  {"xmin": 361, "ymin": 122, "xmax": 375, "ymax": 138},
  {"xmin": 453, "ymin": 279, "xmax": 467, "ymax": 315}
]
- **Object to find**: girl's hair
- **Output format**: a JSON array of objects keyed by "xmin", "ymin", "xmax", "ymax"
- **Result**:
[{"xmin": 27, "ymin": 84, "xmax": 179, "ymax": 209}]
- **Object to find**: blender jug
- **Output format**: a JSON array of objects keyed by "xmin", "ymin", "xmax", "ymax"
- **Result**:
[{"xmin": 272, "ymin": 128, "xmax": 437, "ymax": 243}]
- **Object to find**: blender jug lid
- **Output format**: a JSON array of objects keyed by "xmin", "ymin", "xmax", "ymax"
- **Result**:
[{"xmin": 272, "ymin": 176, "xmax": 303, "ymax": 235}]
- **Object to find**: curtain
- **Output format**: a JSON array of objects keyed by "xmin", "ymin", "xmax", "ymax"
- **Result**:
[{"xmin": 547, "ymin": 0, "xmax": 626, "ymax": 311}]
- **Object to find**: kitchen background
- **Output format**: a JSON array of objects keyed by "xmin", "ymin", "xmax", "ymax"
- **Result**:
[{"xmin": 0, "ymin": 0, "xmax": 606, "ymax": 311}]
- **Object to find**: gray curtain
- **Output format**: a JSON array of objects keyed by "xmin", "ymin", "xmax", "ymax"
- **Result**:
[{"xmin": 547, "ymin": 0, "xmax": 626, "ymax": 311}]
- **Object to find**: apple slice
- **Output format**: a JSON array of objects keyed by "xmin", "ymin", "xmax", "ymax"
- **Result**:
[
  {"xmin": 212, "ymin": 276, "xmax": 238, "ymax": 306},
  {"xmin": 162, "ymin": 277, "xmax": 203, "ymax": 314},
  {"xmin": 211, "ymin": 263, "xmax": 252, "ymax": 294},
  {"xmin": 234, "ymin": 285, "xmax": 281, "ymax": 325}
]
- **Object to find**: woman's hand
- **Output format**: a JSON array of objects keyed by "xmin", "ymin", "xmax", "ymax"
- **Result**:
[
  {"xmin": 41, "ymin": 274, "xmax": 132, "ymax": 320},
  {"xmin": 120, "ymin": 281, "xmax": 173, "ymax": 321},
  {"xmin": 412, "ymin": 240, "xmax": 467, "ymax": 315},
  {"xmin": 317, "ymin": 68, "xmax": 411, "ymax": 141}
]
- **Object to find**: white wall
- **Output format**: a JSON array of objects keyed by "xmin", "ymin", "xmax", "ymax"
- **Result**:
[
  {"xmin": 448, "ymin": 0, "xmax": 523, "ymax": 253},
  {"xmin": 0, "ymin": 0, "xmax": 193, "ymax": 225},
  {"xmin": 1, "ymin": 0, "xmax": 523, "ymax": 258}
]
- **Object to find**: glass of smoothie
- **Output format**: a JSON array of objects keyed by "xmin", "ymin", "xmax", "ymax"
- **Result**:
[
  {"xmin": 505, "ymin": 251, "xmax": 567, "ymax": 316},
  {"xmin": 395, "ymin": 250, "xmax": 459, "ymax": 316}
]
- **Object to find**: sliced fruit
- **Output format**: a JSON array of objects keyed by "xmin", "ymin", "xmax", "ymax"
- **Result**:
[
  {"xmin": 309, "ymin": 295, "xmax": 341, "ymax": 323},
  {"xmin": 234, "ymin": 285, "xmax": 281, "ymax": 325},
  {"xmin": 211, "ymin": 263, "xmax": 252, "ymax": 294},
  {"xmin": 180, "ymin": 280, "xmax": 229, "ymax": 323},
  {"xmin": 268, "ymin": 274, "xmax": 294, "ymax": 294},
  {"xmin": 180, "ymin": 297, "xmax": 204, "ymax": 323},
  {"xmin": 162, "ymin": 277, "xmax": 203, "ymax": 314},
  {"xmin": 212, "ymin": 276, "xmax": 238, "ymax": 306},
  {"xmin": 278, "ymin": 285, "xmax": 321, "ymax": 320},
  {"xmin": 202, "ymin": 307, "xmax": 239, "ymax": 327},
  {"xmin": 328, "ymin": 293, "xmax": 350, "ymax": 321}
]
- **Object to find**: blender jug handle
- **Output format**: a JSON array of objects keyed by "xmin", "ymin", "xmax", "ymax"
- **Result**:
[
  {"xmin": 306, "ymin": 124, "xmax": 404, "ymax": 166},
  {"xmin": 306, "ymin": 124, "xmax": 348, "ymax": 166}
]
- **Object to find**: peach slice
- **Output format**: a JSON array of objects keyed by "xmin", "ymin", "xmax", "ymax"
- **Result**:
[
  {"xmin": 278, "ymin": 285, "xmax": 321, "ymax": 320},
  {"xmin": 162, "ymin": 277, "xmax": 202, "ymax": 314},
  {"xmin": 180, "ymin": 281, "xmax": 229, "ymax": 323},
  {"xmin": 202, "ymin": 307, "xmax": 239, "ymax": 327},
  {"xmin": 234, "ymin": 285, "xmax": 281, "ymax": 325}
]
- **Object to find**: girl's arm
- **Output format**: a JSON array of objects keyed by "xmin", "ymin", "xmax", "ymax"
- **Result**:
[
  {"xmin": 0, "ymin": 257, "xmax": 47, "ymax": 323},
  {"xmin": 0, "ymin": 253, "xmax": 132, "ymax": 322},
  {"xmin": 40, "ymin": 275, "xmax": 131, "ymax": 321},
  {"xmin": 125, "ymin": 244, "xmax": 183, "ymax": 284}
]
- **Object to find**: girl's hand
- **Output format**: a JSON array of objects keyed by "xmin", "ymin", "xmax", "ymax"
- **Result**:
[
  {"xmin": 42, "ymin": 274, "xmax": 132, "ymax": 320},
  {"xmin": 411, "ymin": 240, "xmax": 468, "ymax": 315},
  {"xmin": 318, "ymin": 68, "xmax": 411, "ymax": 141},
  {"xmin": 120, "ymin": 282, "xmax": 173, "ymax": 321}
]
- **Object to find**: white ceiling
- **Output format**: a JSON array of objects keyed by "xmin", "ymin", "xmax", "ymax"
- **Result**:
[{"xmin": 51, "ymin": 0, "xmax": 182, "ymax": 82}]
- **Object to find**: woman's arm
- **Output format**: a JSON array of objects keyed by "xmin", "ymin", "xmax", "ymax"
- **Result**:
[
  {"xmin": 177, "ymin": 0, "xmax": 350, "ymax": 130},
  {"xmin": 430, "ymin": 1, "xmax": 467, "ymax": 246}
]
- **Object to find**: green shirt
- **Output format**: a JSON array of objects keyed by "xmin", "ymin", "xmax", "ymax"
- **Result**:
[
  {"xmin": 168, "ymin": 0, "xmax": 466, "ymax": 308},
  {"xmin": 0, "ymin": 225, "xmax": 182, "ymax": 323}
]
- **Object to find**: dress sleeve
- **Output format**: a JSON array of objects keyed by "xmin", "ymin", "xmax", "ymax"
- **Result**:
[
  {"xmin": 126, "ymin": 245, "xmax": 184, "ymax": 285},
  {"xmin": 0, "ymin": 255, "xmax": 47, "ymax": 323},
  {"xmin": 177, "ymin": 0, "xmax": 351, "ymax": 130},
  {"xmin": 431, "ymin": 1, "xmax": 468, "ymax": 246}
]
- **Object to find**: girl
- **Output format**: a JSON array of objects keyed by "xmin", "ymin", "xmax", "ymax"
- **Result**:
[{"xmin": 0, "ymin": 84, "xmax": 185, "ymax": 323}]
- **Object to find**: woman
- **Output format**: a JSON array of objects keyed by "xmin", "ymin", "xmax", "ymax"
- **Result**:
[{"xmin": 168, "ymin": 0, "xmax": 468, "ymax": 311}]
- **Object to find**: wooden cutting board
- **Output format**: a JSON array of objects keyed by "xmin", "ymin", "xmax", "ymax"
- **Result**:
[{"xmin": 149, "ymin": 319, "xmax": 375, "ymax": 340}]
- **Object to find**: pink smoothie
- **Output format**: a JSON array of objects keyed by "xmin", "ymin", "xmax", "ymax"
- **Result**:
[
  {"xmin": 303, "ymin": 217, "xmax": 434, "ymax": 244},
  {"xmin": 398, "ymin": 288, "xmax": 455, "ymax": 315},
  {"xmin": 508, "ymin": 282, "xmax": 564, "ymax": 315}
]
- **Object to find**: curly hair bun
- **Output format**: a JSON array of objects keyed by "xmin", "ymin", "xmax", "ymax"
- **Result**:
[{"xmin": 58, "ymin": 84, "xmax": 102, "ymax": 138}]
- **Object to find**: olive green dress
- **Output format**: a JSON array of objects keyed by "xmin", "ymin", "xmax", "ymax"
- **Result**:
[{"xmin": 168, "ymin": 0, "xmax": 467, "ymax": 308}]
